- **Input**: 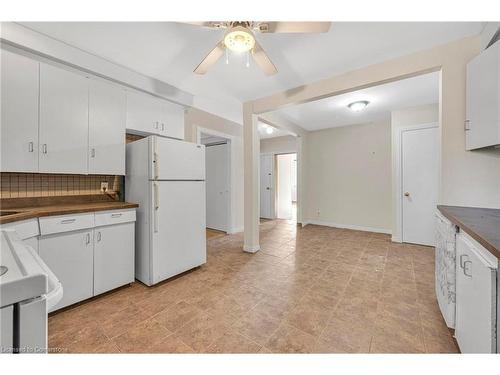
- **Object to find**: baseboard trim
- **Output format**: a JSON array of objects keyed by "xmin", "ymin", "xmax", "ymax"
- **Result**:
[
  {"xmin": 304, "ymin": 219, "xmax": 392, "ymax": 235},
  {"xmin": 243, "ymin": 244, "xmax": 260, "ymax": 253},
  {"xmin": 227, "ymin": 226, "xmax": 244, "ymax": 234}
]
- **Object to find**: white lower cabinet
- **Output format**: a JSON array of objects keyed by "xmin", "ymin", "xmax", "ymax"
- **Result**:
[
  {"xmin": 455, "ymin": 231, "xmax": 497, "ymax": 353},
  {"xmin": 37, "ymin": 209, "xmax": 135, "ymax": 312},
  {"xmin": 39, "ymin": 229, "xmax": 94, "ymax": 312},
  {"xmin": 94, "ymin": 222, "xmax": 135, "ymax": 295}
]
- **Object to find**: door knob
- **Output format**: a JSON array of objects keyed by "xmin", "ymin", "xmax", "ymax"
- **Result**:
[
  {"xmin": 404, "ymin": 192, "xmax": 410, "ymax": 197},
  {"xmin": 266, "ymin": 187, "xmax": 270, "ymax": 190}
]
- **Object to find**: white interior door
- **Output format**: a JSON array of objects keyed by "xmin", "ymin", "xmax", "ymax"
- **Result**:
[
  {"xmin": 151, "ymin": 181, "xmax": 206, "ymax": 284},
  {"xmin": 401, "ymin": 126, "xmax": 439, "ymax": 246},
  {"xmin": 260, "ymin": 154, "xmax": 274, "ymax": 219},
  {"xmin": 205, "ymin": 143, "xmax": 229, "ymax": 232},
  {"xmin": 291, "ymin": 155, "xmax": 297, "ymax": 202},
  {"xmin": 277, "ymin": 154, "xmax": 293, "ymax": 220}
]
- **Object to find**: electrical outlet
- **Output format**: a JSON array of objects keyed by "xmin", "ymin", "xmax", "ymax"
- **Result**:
[
  {"xmin": 100, "ymin": 182, "xmax": 109, "ymax": 193},
  {"xmin": 316, "ymin": 209, "xmax": 321, "ymax": 217}
]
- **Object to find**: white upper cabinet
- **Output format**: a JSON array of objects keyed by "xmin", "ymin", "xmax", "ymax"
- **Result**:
[
  {"xmin": 89, "ymin": 80, "xmax": 126, "ymax": 175},
  {"xmin": 466, "ymin": 40, "xmax": 500, "ymax": 150},
  {"xmin": 0, "ymin": 49, "xmax": 39, "ymax": 172},
  {"xmin": 126, "ymin": 91, "xmax": 184, "ymax": 139},
  {"xmin": 158, "ymin": 99, "xmax": 185, "ymax": 140},
  {"xmin": 39, "ymin": 63, "xmax": 89, "ymax": 174}
]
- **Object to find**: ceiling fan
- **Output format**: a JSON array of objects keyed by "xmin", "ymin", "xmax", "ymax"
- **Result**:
[{"xmin": 188, "ymin": 21, "xmax": 331, "ymax": 75}]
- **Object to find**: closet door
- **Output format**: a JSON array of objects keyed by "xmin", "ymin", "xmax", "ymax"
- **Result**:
[
  {"xmin": 39, "ymin": 63, "xmax": 89, "ymax": 174},
  {"xmin": 0, "ymin": 49, "xmax": 39, "ymax": 172}
]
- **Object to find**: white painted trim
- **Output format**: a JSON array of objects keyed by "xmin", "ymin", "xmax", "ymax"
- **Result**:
[
  {"xmin": 197, "ymin": 126, "xmax": 236, "ymax": 235},
  {"xmin": 304, "ymin": 219, "xmax": 392, "ymax": 235},
  {"xmin": 392, "ymin": 122, "xmax": 439, "ymax": 244},
  {"xmin": 243, "ymin": 244, "xmax": 261, "ymax": 253},
  {"xmin": 227, "ymin": 226, "xmax": 244, "ymax": 234}
]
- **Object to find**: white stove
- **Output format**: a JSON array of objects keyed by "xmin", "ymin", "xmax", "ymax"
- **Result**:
[{"xmin": 0, "ymin": 230, "xmax": 62, "ymax": 354}]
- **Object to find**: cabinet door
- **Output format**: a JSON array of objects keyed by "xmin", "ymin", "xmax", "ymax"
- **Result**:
[
  {"xmin": 126, "ymin": 91, "xmax": 160, "ymax": 135},
  {"xmin": 0, "ymin": 50, "xmax": 39, "ymax": 172},
  {"xmin": 39, "ymin": 63, "xmax": 89, "ymax": 174},
  {"xmin": 93, "ymin": 223, "xmax": 134, "ymax": 295},
  {"xmin": 158, "ymin": 99, "xmax": 185, "ymax": 139},
  {"xmin": 39, "ymin": 229, "xmax": 94, "ymax": 311},
  {"xmin": 89, "ymin": 80, "xmax": 126, "ymax": 175},
  {"xmin": 455, "ymin": 233, "xmax": 497, "ymax": 353},
  {"xmin": 466, "ymin": 41, "xmax": 500, "ymax": 150}
]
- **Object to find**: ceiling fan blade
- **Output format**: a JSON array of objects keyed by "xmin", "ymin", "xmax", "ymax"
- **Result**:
[
  {"xmin": 258, "ymin": 22, "xmax": 331, "ymax": 33},
  {"xmin": 252, "ymin": 41, "xmax": 277, "ymax": 76},
  {"xmin": 194, "ymin": 41, "xmax": 225, "ymax": 74},
  {"xmin": 183, "ymin": 21, "xmax": 227, "ymax": 29}
]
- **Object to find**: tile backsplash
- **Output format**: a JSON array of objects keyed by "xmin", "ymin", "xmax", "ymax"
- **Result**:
[{"xmin": 0, "ymin": 173, "xmax": 121, "ymax": 199}]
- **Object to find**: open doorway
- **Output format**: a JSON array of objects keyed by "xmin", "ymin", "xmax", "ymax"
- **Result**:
[
  {"xmin": 200, "ymin": 132, "xmax": 230, "ymax": 238},
  {"xmin": 259, "ymin": 122, "xmax": 299, "ymax": 224},
  {"xmin": 276, "ymin": 153, "xmax": 297, "ymax": 221}
]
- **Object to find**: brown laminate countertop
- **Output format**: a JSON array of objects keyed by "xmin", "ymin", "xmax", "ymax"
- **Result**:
[
  {"xmin": 437, "ymin": 205, "xmax": 500, "ymax": 259},
  {"xmin": 0, "ymin": 201, "xmax": 139, "ymax": 225}
]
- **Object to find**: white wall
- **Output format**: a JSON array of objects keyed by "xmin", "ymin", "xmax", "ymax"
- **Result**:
[
  {"xmin": 185, "ymin": 108, "xmax": 244, "ymax": 233},
  {"xmin": 260, "ymin": 135, "xmax": 297, "ymax": 154},
  {"xmin": 276, "ymin": 153, "xmax": 294, "ymax": 219},
  {"xmin": 304, "ymin": 120, "xmax": 392, "ymax": 233}
]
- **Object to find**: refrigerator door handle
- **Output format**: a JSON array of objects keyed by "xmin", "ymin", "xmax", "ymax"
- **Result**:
[
  {"xmin": 153, "ymin": 182, "xmax": 159, "ymax": 233},
  {"xmin": 153, "ymin": 136, "xmax": 159, "ymax": 180}
]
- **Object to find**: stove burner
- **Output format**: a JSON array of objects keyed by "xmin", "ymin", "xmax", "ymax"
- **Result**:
[{"xmin": 0, "ymin": 266, "xmax": 7, "ymax": 276}]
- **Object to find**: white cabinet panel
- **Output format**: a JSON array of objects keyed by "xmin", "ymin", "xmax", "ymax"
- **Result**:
[
  {"xmin": 126, "ymin": 91, "xmax": 159, "ymax": 135},
  {"xmin": 39, "ymin": 63, "xmax": 89, "ymax": 174},
  {"xmin": 0, "ymin": 306, "xmax": 13, "ymax": 352},
  {"xmin": 455, "ymin": 232, "xmax": 497, "ymax": 353},
  {"xmin": 158, "ymin": 99, "xmax": 184, "ymax": 139},
  {"xmin": 94, "ymin": 222, "xmax": 135, "ymax": 295},
  {"xmin": 89, "ymin": 80, "xmax": 126, "ymax": 175},
  {"xmin": 1, "ymin": 49, "xmax": 39, "ymax": 172},
  {"xmin": 39, "ymin": 229, "xmax": 94, "ymax": 311},
  {"xmin": 126, "ymin": 90, "xmax": 184, "ymax": 139},
  {"xmin": 466, "ymin": 41, "xmax": 500, "ymax": 150}
]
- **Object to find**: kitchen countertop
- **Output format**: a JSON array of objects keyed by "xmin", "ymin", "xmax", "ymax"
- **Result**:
[
  {"xmin": 0, "ymin": 198, "xmax": 139, "ymax": 225},
  {"xmin": 437, "ymin": 205, "xmax": 500, "ymax": 258}
]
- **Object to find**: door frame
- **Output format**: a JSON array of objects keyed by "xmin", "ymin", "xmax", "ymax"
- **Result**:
[
  {"xmin": 392, "ymin": 122, "xmax": 439, "ymax": 243},
  {"xmin": 196, "ymin": 126, "xmax": 233, "ymax": 234}
]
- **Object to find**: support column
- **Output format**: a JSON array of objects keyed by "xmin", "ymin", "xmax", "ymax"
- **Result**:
[{"xmin": 243, "ymin": 102, "xmax": 260, "ymax": 253}]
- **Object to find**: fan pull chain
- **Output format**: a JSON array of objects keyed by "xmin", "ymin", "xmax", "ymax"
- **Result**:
[
  {"xmin": 246, "ymin": 51, "xmax": 250, "ymax": 68},
  {"xmin": 225, "ymin": 48, "xmax": 229, "ymax": 65}
]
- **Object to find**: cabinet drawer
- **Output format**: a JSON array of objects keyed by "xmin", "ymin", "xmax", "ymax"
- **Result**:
[
  {"xmin": 95, "ymin": 209, "xmax": 136, "ymax": 227},
  {"xmin": 39, "ymin": 213, "xmax": 94, "ymax": 235}
]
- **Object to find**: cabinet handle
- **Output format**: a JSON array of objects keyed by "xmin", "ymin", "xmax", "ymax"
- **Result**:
[
  {"xmin": 42, "ymin": 144, "xmax": 47, "ymax": 154},
  {"xmin": 28, "ymin": 142, "xmax": 34, "ymax": 153},
  {"xmin": 464, "ymin": 120, "xmax": 470, "ymax": 131},
  {"xmin": 161, "ymin": 123, "xmax": 165, "ymax": 131},
  {"xmin": 61, "ymin": 218, "xmax": 76, "ymax": 224},
  {"xmin": 154, "ymin": 121, "xmax": 159, "ymax": 130},
  {"xmin": 459, "ymin": 254, "xmax": 469, "ymax": 269},
  {"xmin": 97, "ymin": 231, "xmax": 101, "ymax": 242},
  {"xmin": 463, "ymin": 260, "xmax": 472, "ymax": 277},
  {"xmin": 91, "ymin": 148, "xmax": 96, "ymax": 158},
  {"xmin": 111, "ymin": 213, "xmax": 122, "ymax": 218},
  {"xmin": 85, "ymin": 233, "xmax": 91, "ymax": 245}
]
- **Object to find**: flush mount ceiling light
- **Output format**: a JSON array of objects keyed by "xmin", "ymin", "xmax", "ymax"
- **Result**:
[
  {"xmin": 265, "ymin": 126, "xmax": 274, "ymax": 134},
  {"xmin": 224, "ymin": 26, "xmax": 256, "ymax": 53},
  {"xmin": 348, "ymin": 100, "xmax": 370, "ymax": 112}
]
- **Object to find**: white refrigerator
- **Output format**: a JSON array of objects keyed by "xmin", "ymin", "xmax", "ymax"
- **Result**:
[{"xmin": 126, "ymin": 136, "xmax": 206, "ymax": 286}]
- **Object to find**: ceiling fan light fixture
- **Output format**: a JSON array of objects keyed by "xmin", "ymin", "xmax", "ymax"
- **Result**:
[
  {"xmin": 224, "ymin": 27, "xmax": 255, "ymax": 53},
  {"xmin": 348, "ymin": 100, "xmax": 370, "ymax": 112}
]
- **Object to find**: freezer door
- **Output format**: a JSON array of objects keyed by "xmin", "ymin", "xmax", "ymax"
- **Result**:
[
  {"xmin": 150, "ymin": 181, "xmax": 206, "ymax": 285},
  {"xmin": 150, "ymin": 136, "xmax": 205, "ymax": 180}
]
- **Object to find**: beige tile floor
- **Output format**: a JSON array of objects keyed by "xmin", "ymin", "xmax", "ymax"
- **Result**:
[{"xmin": 48, "ymin": 218, "xmax": 459, "ymax": 353}]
